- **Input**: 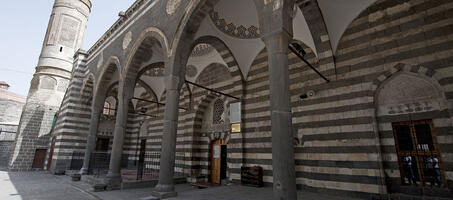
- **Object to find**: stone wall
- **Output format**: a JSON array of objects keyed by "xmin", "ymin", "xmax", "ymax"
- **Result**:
[
  {"xmin": 0, "ymin": 141, "xmax": 14, "ymax": 169},
  {"xmin": 48, "ymin": 0, "xmax": 453, "ymax": 198},
  {"xmin": 8, "ymin": 103, "xmax": 56, "ymax": 171},
  {"xmin": 0, "ymin": 124, "xmax": 18, "ymax": 169},
  {"xmin": 48, "ymin": 63, "xmax": 91, "ymax": 173},
  {"xmin": 0, "ymin": 100, "xmax": 25, "ymax": 124}
]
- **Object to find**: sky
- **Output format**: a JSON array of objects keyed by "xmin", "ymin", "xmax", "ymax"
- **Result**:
[{"xmin": 0, "ymin": 0, "xmax": 136, "ymax": 97}]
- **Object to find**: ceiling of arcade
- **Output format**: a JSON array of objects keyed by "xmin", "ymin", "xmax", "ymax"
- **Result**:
[{"xmin": 94, "ymin": 0, "xmax": 379, "ymax": 106}]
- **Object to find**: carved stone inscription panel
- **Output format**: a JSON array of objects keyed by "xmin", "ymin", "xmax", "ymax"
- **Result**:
[{"xmin": 58, "ymin": 15, "xmax": 81, "ymax": 48}]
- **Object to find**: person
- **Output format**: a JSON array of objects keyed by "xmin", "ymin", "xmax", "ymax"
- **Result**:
[
  {"xmin": 403, "ymin": 156, "xmax": 416, "ymax": 185},
  {"xmin": 426, "ymin": 157, "xmax": 434, "ymax": 185},
  {"xmin": 432, "ymin": 157, "xmax": 442, "ymax": 186}
]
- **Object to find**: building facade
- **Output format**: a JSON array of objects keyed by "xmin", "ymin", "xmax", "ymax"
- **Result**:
[
  {"xmin": 0, "ymin": 82, "xmax": 26, "ymax": 169},
  {"xmin": 17, "ymin": 0, "xmax": 453, "ymax": 199}
]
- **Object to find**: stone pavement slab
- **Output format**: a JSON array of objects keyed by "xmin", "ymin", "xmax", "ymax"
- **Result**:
[
  {"xmin": 0, "ymin": 170, "xmax": 98, "ymax": 200},
  {"xmin": 90, "ymin": 182, "xmax": 358, "ymax": 200},
  {"xmin": 0, "ymin": 170, "xmax": 359, "ymax": 200}
]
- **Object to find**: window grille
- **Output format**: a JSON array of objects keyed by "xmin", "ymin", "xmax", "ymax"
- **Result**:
[
  {"xmin": 103, "ymin": 102, "xmax": 111, "ymax": 115},
  {"xmin": 213, "ymin": 99, "xmax": 224, "ymax": 124},
  {"xmin": 393, "ymin": 120, "xmax": 446, "ymax": 187}
]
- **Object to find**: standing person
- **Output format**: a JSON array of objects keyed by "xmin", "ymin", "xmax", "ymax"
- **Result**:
[
  {"xmin": 403, "ymin": 156, "xmax": 416, "ymax": 185},
  {"xmin": 426, "ymin": 157, "xmax": 434, "ymax": 185},
  {"xmin": 433, "ymin": 157, "xmax": 442, "ymax": 186}
]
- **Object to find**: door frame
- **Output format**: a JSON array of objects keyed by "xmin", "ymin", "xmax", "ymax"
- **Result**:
[
  {"xmin": 392, "ymin": 119, "xmax": 447, "ymax": 187},
  {"xmin": 210, "ymin": 139, "xmax": 227, "ymax": 184},
  {"xmin": 32, "ymin": 149, "xmax": 47, "ymax": 169},
  {"xmin": 46, "ymin": 137, "xmax": 56, "ymax": 170}
]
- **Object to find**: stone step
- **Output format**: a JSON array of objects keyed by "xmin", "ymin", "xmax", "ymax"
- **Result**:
[{"xmin": 388, "ymin": 193, "xmax": 453, "ymax": 200}]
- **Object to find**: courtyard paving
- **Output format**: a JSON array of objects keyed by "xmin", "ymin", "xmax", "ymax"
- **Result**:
[{"xmin": 0, "ymin": 170, "xmax": 357, "ymax": 200}]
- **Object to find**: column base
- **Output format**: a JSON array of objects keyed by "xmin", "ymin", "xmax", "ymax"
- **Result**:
[
  {"xmin": 148, "ymin": 191, "xmax": 177, "ymax": 199},
  {"xmin": 104, "ymin": 173, "xmax": 122, "ymax": 190},
  {"xmin": 145, "ymin": 183, "xmax": 177, "ymax": 199}
]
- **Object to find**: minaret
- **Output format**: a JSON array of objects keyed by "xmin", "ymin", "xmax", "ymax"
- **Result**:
[{"xmin": 9, "ymin": 0, "xmax": 91, "ymax": 171}]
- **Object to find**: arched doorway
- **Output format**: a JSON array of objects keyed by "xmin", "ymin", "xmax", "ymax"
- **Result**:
[
  {"xmin": 375, "ymin": 69, "xmax": 450, "ymax": 192},
  {"xmin": 198, "ymin": 95, "xmax": 231, "ymax": 184}
]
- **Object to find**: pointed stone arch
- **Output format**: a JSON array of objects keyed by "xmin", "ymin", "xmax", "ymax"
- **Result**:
[
  {"xmin": 80, "ymin": 73, "xmax": 95, "ymax": 106},
  {"xmin": 122, "ymin": 27, "xmax": 168, "ymax": 95},
  {"xmin": 191, "ymin": 36, "xmax": 244, "ymax": 82},
  {"xmin": 371, "ymin": 63, "xmax": 445, "ymax": 101},
  {"xmin": 95, "ymin": 56, "xmax": 121, "ymax": 96},
  {"xmin": 371, "ymin": 63, "xmax": 451, "ymax": 194}
]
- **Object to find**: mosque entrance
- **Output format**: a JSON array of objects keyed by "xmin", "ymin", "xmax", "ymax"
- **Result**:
[{"xmin": 210, "ymin": 139, "xmax": 227, "ymax": 184}]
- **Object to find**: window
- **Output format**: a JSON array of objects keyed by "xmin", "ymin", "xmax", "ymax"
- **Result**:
[
  {"xmin": 103, "ymin": 102, "xmax": 111, "ymax": 115},
  {"xmin": 213, "ymin": 99, "xmax": 224, "ymax": 124},
  {"xmin": 393, "ymin": 120, "xmax": 446, "ymax": 187}
]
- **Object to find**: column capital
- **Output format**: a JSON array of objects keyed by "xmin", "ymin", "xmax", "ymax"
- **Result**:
[
  {"xmin": 257, "ymin": 0, "xmax": 295, "ymax": 38},
  {"xmin": 261, "ymin": 30, "xmax": 292, "ymax": 54},
  {"xmin": 261, "ymin": 28, "xmax": 293, "ymax": 42}
]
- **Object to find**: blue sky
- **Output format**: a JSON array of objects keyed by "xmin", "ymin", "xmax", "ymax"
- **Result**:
[{"xmin": 0, "ymin": 0, "xmax": 135, "ymax": 97}]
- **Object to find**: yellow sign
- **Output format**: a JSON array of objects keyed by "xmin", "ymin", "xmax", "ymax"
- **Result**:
[{"xmin": 231, "ymin": 123, "xmax": 241, "ymax": 133}]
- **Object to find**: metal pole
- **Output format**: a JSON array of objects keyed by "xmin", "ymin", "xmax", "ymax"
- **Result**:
[
  {"xmin": 132, "ymin": 97, "xmax": 188, "ymax": 111},
  {"xmin": 185, "ymin": 80, "xmax": 240, "ymax": 100},
  {"xmin": 289, "ymin": 45, "xmax": 330, "ymax": 83}
]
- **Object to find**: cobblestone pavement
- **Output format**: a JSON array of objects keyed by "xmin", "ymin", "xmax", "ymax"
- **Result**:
[{"xmin": 0, "ymin": 170, "xmax": 357, "ymax": 200}]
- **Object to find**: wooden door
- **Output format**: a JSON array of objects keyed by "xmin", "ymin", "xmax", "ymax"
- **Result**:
[
  {"xmin": 210, "ymin": 139, "xmax": 226, "ymax": 184},
  {"xmin": 32, "ymin": 149, "xmax": 47, "ymax": 169},
  {"xmin": 137, "ymin": 139, "xmax": 147, "ymax": 180}
]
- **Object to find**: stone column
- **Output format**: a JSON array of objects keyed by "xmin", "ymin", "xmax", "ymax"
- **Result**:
[
  {"xmin": 262, "ymin": 31, "xmax": 297, "ymax": 200},
  {"xmin": 80, "ymin": 96, "xmax": 103, "ymax": 175},
  {"xmin": 105, "ymin": 85, "xmax": 132, "ymax": 190},
  {"xmin": 152, "ymin": 75, "xmax": 182, "ymax": 199}
]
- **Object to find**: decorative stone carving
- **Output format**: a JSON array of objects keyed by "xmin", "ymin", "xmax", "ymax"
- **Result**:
[
  {"xmin": 40, "ymin": 76, "xmax": 57, "ymax": 90},
  {"xmin": 166, "ymin": 0, "xmax": 182, "ymax": 15},
  {"xmin": 143, "ymin": 64, "xmax": 165, "ymax": 77},
  {"xmin": 386, "ymin": 101, "xmax": 435, "ymax": 115},
  {"xmin": 58, "ymin": 16, "xmax": 81, "ymax": 48},
  {"xmin": 57, "ymin": 79, "xmax": 69, "ymax": 92},
  {"xmin": 376, "ymin": 72, "xmax": 446, "ymax": 116},
  {"xmin": 210, "ymin": 12, "xmax": 260, "ymax": 39},
  {"xmin": 122, "ymin": 31, "xmax": 132, "ymax": 50},
  {"xmin": 190, "ymin": 44, "xmax": 214, "ymax": 57}
]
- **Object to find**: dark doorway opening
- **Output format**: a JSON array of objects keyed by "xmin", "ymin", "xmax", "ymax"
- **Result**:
[
  {"xmin": 95, "ymin": 138, "xmax": 109, "ymax": 152},
  {"xmin": 32, "ymin": 149, "xmax": 47, "ymax": 169}
]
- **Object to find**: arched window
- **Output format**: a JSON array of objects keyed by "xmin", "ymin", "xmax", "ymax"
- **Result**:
[
  {"xmin": 213, "ymin": 99, "xmax": 224, "ymax": 124},
  {"xmin": 103, "ymin": 102, "xmax": 111, "ymax": 115}
]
